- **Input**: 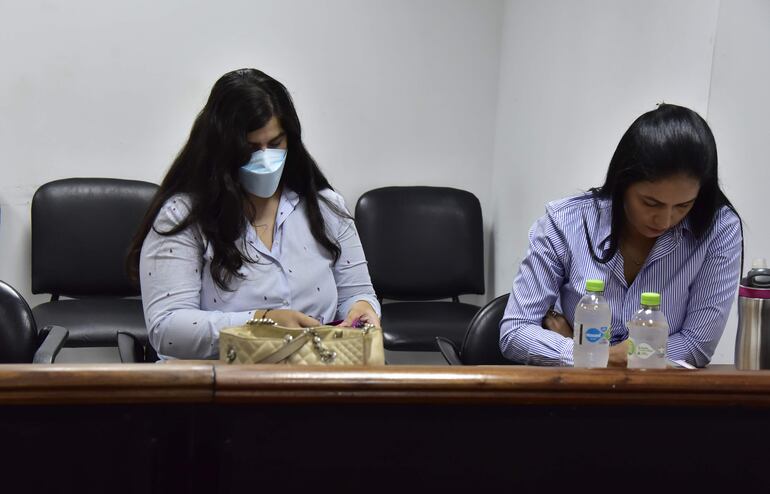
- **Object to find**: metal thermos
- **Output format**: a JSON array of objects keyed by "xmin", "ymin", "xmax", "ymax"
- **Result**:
[{"xmin": 735, "ymin": 259, "xmax": 770, "ymax": 370}]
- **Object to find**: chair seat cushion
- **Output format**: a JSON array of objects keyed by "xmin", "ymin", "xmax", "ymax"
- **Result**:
[
  {"xmin": 381, "ymin": 301, "xmax": 480, "ymax": 351},
  {"xmin": 32, "ymin": 299, "xmax": 147, "ymax": 347}
]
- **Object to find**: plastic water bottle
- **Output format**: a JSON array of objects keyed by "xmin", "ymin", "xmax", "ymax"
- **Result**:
[
  {"xmin": 573, "ymin": 279, "xmax": 611, "ymax": 368},
  {"xmin": 626, "ymin": 292, "xmax": 669, "ymax": 369}
]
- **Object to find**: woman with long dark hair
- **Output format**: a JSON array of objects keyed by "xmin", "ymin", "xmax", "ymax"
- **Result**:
[
  {"xmin": 127, "ymin": 68, "xmax": 380, "ymax": 360},
  {"xmin": 499, "ymin": 104, "xmax": 742, "ymax": 367}
]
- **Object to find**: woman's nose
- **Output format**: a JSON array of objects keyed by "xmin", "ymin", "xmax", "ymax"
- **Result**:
[{"xmin": 655, "ymin": 210, "xmax": 674, "ymax": 229}]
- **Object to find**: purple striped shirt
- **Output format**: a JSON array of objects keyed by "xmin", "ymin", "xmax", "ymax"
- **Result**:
[{"xmin": 499, "ymin": 194, "xmax": 742, "ymax": 367}]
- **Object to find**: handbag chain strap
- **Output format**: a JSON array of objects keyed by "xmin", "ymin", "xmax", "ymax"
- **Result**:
[
  {"xmin": 274, "ymin": 328, "xmax": 337, "ymax": 363},
  {"xmin": 361, "ymin": 323, "xmax": 375, "ymax": 334},
  {"xmin": 308, "ymin": 329, "xmax": 337, "ymax": 363},
  {"xmin": 229, "ymin": 318, "xmax": 377, "ymax": 364}
]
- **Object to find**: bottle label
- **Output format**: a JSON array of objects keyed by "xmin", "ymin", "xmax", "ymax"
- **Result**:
[
  {"xmin": 635, "ymin": 342, "xmax": 655, "ymax": 359},
  {"xmin": 585, "ymin": 327, "xmax": 603, "ymax": 343}
]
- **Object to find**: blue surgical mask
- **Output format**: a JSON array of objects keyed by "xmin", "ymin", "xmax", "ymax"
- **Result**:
[{"xmin": 238, "ymin": 148, "xmax": 287, "ymax": 198}]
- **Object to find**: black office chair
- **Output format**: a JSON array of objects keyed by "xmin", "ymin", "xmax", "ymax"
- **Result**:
[
  {"xmin": 31, "ymin": 178, "xmax": 158, "ymax": 349},
  {"xmin": 435, "ymin": 294, "xmax": 515, "ymax": 365},
  {"xmin": 0, "ymin": 280, "xmax": 68, "ymax": 363},
  {"xmin": 116, "ymin": 331, "xmax": 159, "ymax": 363},
  {"xmin": 355, "ymin": 186, "xmax": 484, "ymax": 351}
]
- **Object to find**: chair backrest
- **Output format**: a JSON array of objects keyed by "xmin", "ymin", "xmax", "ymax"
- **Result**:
[
  {"xmin": 355, "ymin": 186, "xmax": 484, "ymax": 300},
  {"xmin": 0, "ymin": 280, "xmax": 38, "ymax": 363},
  {"xmin": 31, "ymin": 178, "xmax": 158, "ymax": 298},
  {"xmin": 460, "ymin": 294, "xmax": 513, "ymax": 365}
]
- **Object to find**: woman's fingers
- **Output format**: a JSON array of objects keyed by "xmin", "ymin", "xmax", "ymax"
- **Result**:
[{"xmin": 296, "ymin": 313, "xmax": 321, "ymax": 327}]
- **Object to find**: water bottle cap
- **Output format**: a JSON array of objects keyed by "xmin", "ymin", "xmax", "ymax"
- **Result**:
[
  {"xmin": 585, "ymin": 279, "xmax": 605, "ymax": 292},
  {"xmin": 641, "ymin": 292, "xmax": 661, "ymax": 306},
  {"xmin": 752, "ymin": 258, "xmax": 768, "ymax": 269}
]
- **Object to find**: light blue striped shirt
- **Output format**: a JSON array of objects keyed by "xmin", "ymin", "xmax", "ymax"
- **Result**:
[
  {"xmin": 499, "ymin": 194, "xmax": 742, "ymax": 367},
  {"xmin": 140, "ymin": 188, "xmax": 380, "ymax": 360}
]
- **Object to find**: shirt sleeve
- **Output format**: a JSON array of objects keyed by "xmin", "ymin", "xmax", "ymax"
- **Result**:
[
  {"xmin": 324, "ymin": 193, "xmax": 381, "ymax": 320},
  {"xmin": 139, "ymin": 198, "xmax": 254, "ymax": 360},
  {"xmin": 667, "ymin": 209, "xmax": 742, "ymax": 367},
  {"xmin": 499, "ymin": 211, "xmax": 574, "ymax": 366}
]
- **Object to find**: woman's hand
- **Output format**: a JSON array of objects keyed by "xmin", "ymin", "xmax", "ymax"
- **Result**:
[
  {"xmin": 341, "ymin": 300, "xmax": 381, "ymax": 328},
  {"xmin": 542, "ymin": 309, "xmax": 573, "ymax": 338},
  {"xmin": 259, "ymin": 309, "xmax": 320, "ymax": 328},
  {"xmin": 608, "ymin": 339, "xmax": 629, "ymax": 368}
]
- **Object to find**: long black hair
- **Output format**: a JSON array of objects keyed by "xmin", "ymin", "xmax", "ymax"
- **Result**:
[
  {"xmin": 127, "ymin": 68, "xmax": 345, "ymax": 289},
  {"xmin": 585, "ymin": 104, "xmax": 742, "ymax": 266}
]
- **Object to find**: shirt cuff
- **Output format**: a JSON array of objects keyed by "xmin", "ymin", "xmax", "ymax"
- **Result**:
[{"xmin": 337, "ymin": 295, "xmax": 381, "ymax": 322}]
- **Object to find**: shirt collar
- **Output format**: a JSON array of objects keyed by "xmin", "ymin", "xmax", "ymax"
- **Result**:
[
  {"xmin": 275, "ymin": 187, "xmax": 300, "ymax": 230},
  {"xmin": 677, "ymin": 214, "xmax": 693, "ymax": 235},
  {"xmin": 595, "ymin": 198, "xmax": 613, "ymax": 251},
  {"xmin": 282, "ymin": 187, "xmax": 300, "ymax": 209}
]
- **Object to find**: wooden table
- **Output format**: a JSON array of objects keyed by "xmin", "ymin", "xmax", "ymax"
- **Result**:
[
  {"xmin": 0, "ymin": 364, "xmax": 767, "ymax": 492},
  {"xmin": 0, "ymin": 362, "xmax": 763, "ymax": 405}
]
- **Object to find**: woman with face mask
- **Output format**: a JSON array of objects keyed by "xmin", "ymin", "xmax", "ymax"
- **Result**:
[
  {"xmin": 127, "ymin": 68, "xmax": 380, "ymax": 360},
  {"xmin": 499, "ymin": 104, "xmax": 743, "ymax": 368}
]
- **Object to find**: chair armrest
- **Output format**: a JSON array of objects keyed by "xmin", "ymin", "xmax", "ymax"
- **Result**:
[
  {"xmin": 33, "ymin": 325, "xmax": 68, "ymax": 364},
  {"xmin": 117, "ymin": 331, "xmax": 142, "ymax": 363},
  {"xmin": 435, "ymin": 336, "xmax": 463, "ymax": 365}
]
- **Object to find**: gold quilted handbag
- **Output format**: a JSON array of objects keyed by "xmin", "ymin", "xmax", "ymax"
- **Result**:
[{"xmin": 219, "ymin": 316, "xmax": 385, "ymax": 365}]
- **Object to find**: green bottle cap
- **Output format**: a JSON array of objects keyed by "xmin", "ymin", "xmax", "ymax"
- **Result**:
[
  {"xmin": 641, "ymin": 292, "xmax": 661, "ymax": 306},
  {"xmin": 585, "ymin": 279, "xmax": 605, "ymax": 292}
]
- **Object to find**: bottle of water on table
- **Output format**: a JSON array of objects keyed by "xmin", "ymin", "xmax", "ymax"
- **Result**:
[
  {"xmin": 573, "ymin": 279, "xmax": 611, "ymax": 368},
  {"xmin": 626, "ymin": 292, "xmax": 669, "ymax": 369}
]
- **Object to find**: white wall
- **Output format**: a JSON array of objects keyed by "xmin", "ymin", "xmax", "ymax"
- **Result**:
[
  {"xmin": 0, "ymin": 0, "xmax": 504, "ymax": 307},
  {"xmin": 707, "ymin": 0, "xmax": 770, "ymax": 363}
]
